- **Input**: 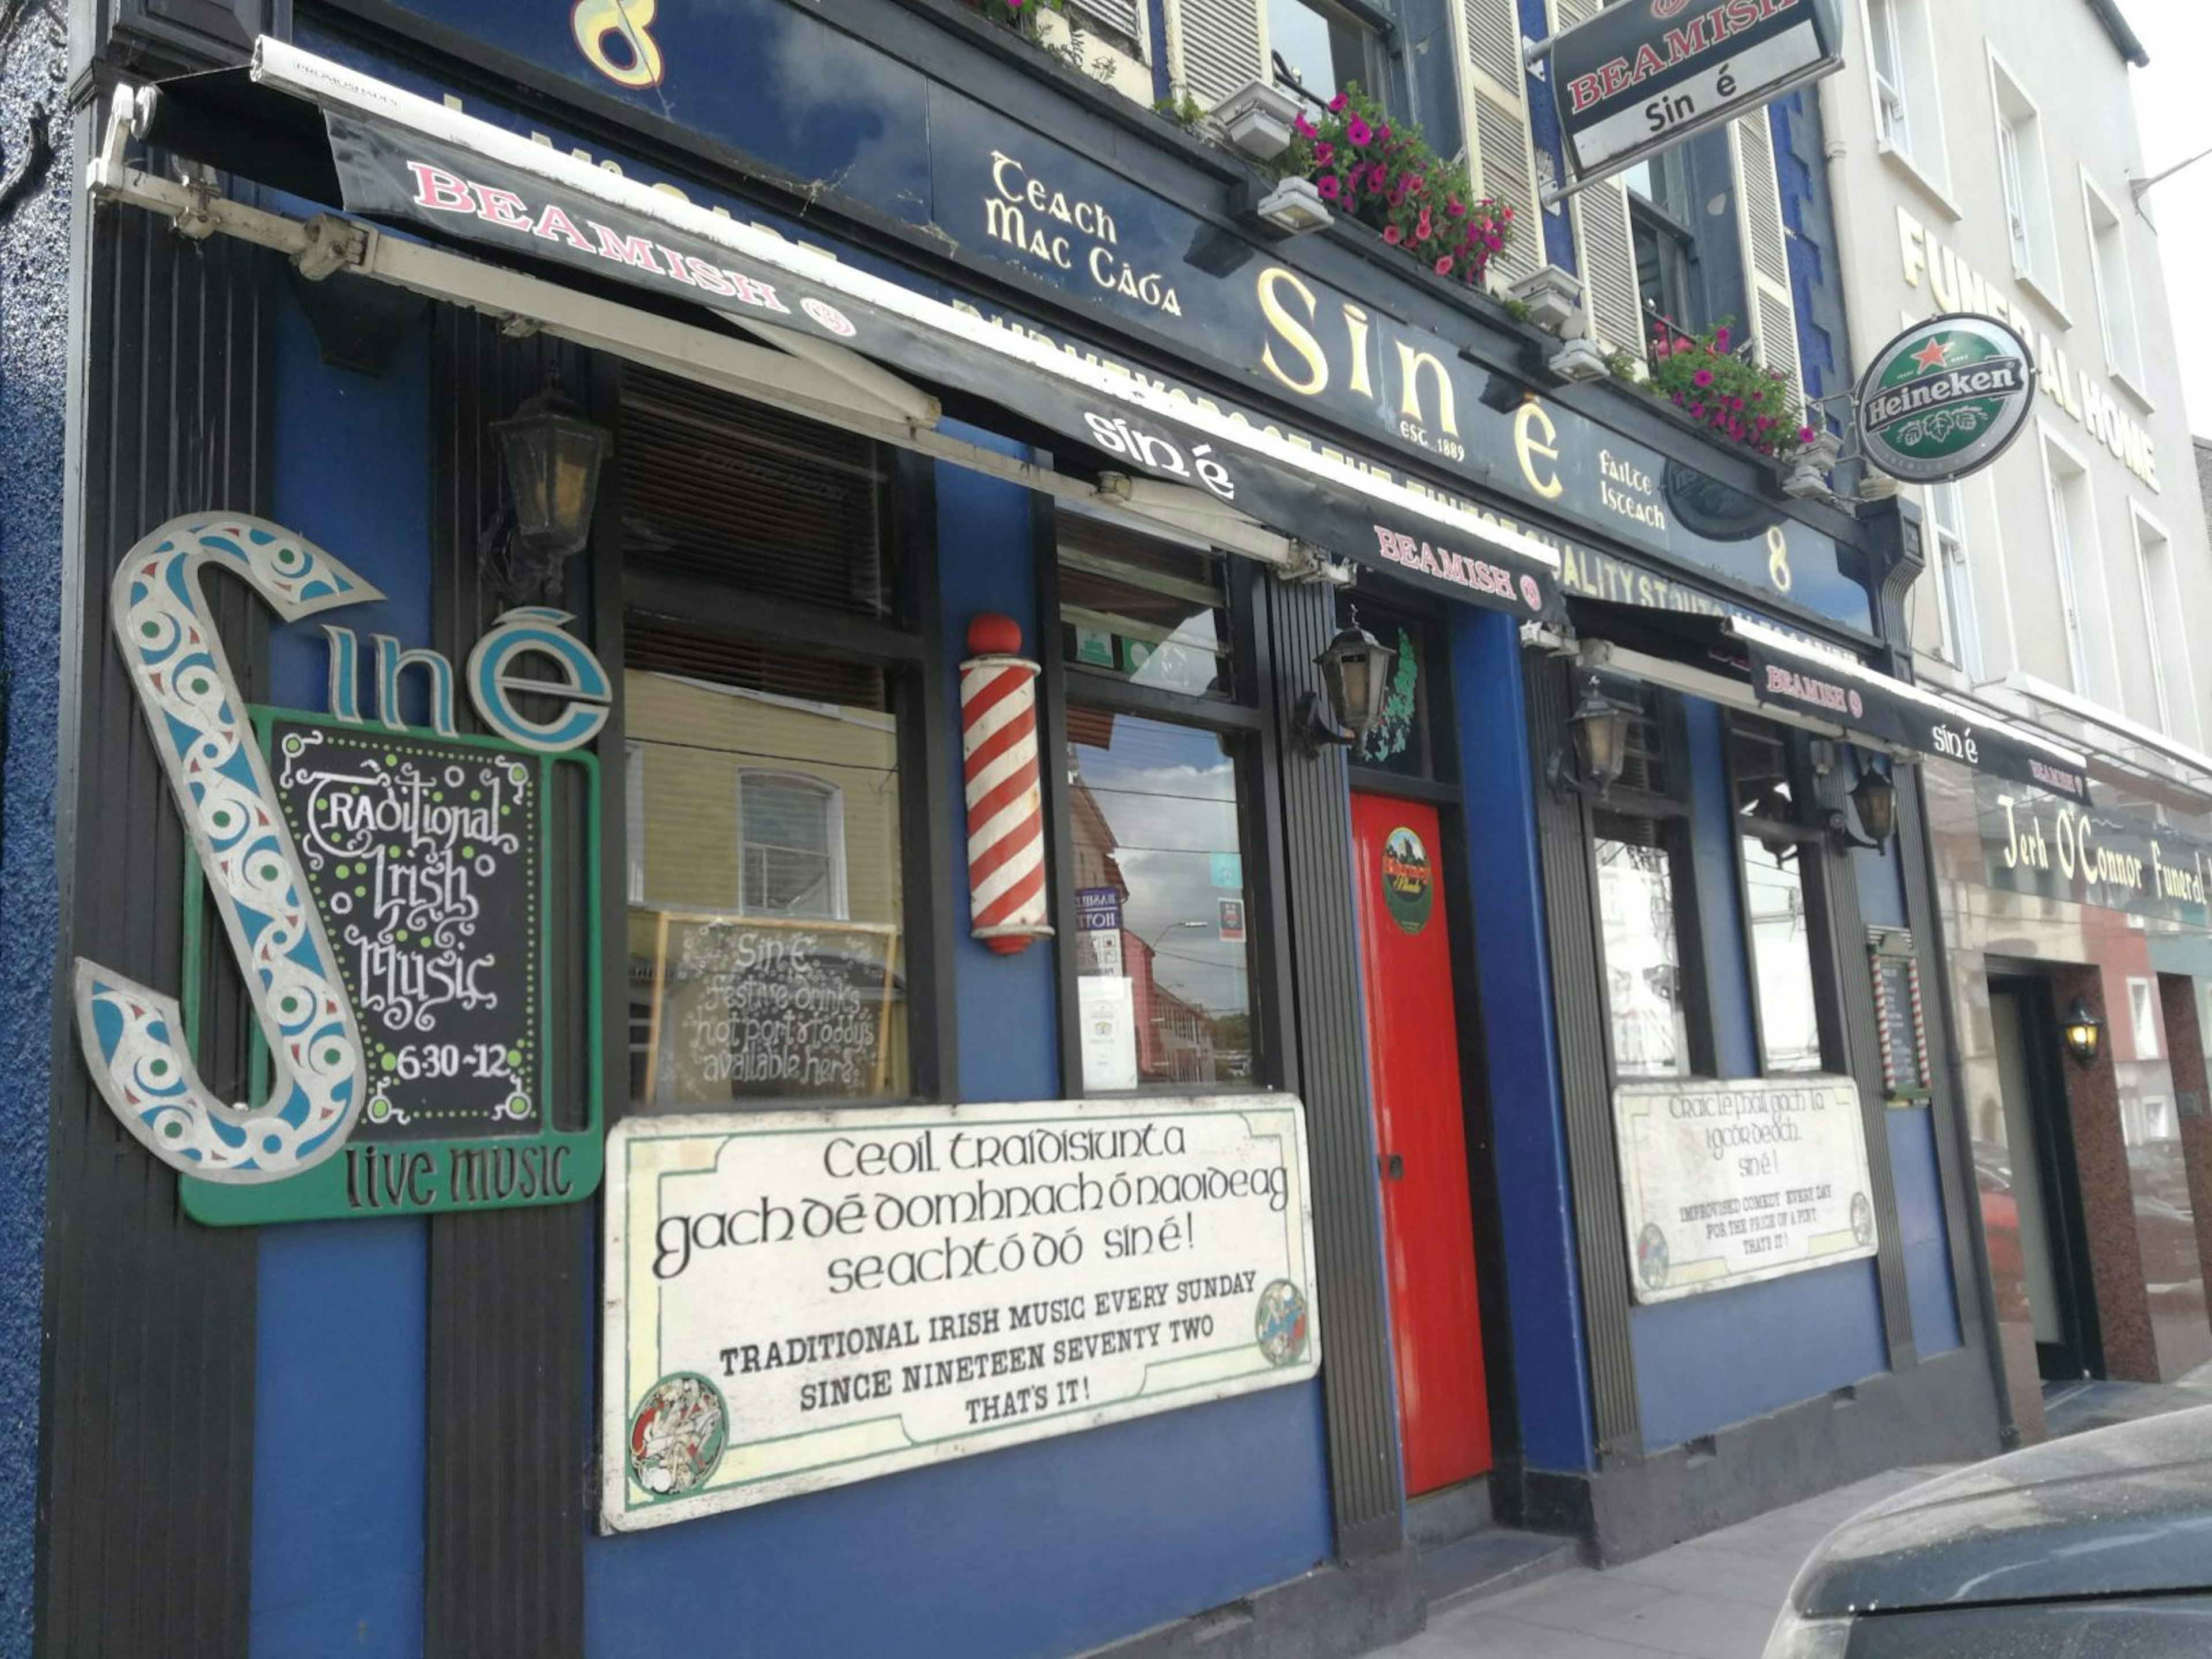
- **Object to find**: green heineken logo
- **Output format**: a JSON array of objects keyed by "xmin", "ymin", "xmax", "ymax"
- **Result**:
[{"xmin": 1855, "ymin": 315, "xmax": 2036, "ymax": 486}]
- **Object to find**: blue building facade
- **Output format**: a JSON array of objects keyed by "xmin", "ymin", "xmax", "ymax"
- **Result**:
[{"xmin": 7, "ymin": 2, "xmax": 2006, "ymax": 1654}]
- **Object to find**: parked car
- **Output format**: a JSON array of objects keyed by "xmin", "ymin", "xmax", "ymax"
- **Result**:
[{"xmin": 1764, "ymin": 1404, "xmax": 2212, "ymax": 1655}]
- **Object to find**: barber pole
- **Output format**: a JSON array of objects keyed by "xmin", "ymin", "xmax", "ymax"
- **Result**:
[{"xmin": 960, "ymin": 615, "xmax": 1052, "ymax": 953}]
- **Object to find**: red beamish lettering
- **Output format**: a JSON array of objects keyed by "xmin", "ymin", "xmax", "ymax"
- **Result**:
[{"xmin": 406, "ymin": 162, "xmax": 475, "ymax": 214}]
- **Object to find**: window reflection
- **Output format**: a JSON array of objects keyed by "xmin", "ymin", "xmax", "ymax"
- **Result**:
[
  {"xmin": 1067, "ymin": 711, "xmax": 1256, "ymax": 1089},
  {"xmin": 1595, "ymin": 832, "xmax": 1691, "ymax": 1079}
]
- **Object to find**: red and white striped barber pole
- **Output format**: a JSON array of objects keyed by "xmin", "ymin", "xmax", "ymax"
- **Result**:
[{"xmin": 960, "ymin": 615, "xmax": 1054, "ymax": 953}]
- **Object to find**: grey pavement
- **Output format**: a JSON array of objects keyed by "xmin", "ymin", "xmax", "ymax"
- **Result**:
[{"xmin": 1377, "ymin": 1465, "xmax": 1952, "ymax": 1659}]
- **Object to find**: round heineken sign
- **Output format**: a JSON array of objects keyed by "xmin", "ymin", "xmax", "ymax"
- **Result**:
[{"xmin": 1855, "ymin": 314, "xmax": 2037, "ymax": 485}]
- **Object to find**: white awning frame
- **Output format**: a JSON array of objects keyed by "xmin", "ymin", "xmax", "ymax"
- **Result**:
[{"xmin": 88, "ymin": 89, "xmax": 1303, "ymax": 570}]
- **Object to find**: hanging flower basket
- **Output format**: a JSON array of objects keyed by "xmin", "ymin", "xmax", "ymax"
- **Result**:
[
  {"xmin": 1643, "ymin": 318, "xmax": 1816, "ymax": 462},
  {"xmin": 1274, "ymin": 84, "xmax": 1515, "ymax": 291}
]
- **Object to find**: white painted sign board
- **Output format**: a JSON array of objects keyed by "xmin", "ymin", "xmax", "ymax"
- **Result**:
[
  {"xmin": 603, "ymin": 1094, "xmax": 1319, "ymax": 1531},
  {"xmin": 1613, "ymin": 1074, "xmax": 1876, "ymax": 1304}
]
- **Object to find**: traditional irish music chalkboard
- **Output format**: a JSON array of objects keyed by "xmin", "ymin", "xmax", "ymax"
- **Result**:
[
  {"xmin": 180, "ymin": 711, "xmax": 603, "ymax": 1224},
  {"xmin": 1870, "ymin": 937, "xmax": 1931, "ymax": 1104},
  {"xmin": 272, "ymin": 721, "xmax": 540, "ymax": 1140}
]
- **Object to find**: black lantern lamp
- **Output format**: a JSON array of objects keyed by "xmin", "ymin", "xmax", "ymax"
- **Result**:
[
  {"xmin": 1827, "ymin": 757, "xmax": 1900, "ymax": 854},
  {"xmin": 1547, "ymin": 672, "xmax": 1633, "ymax": 800},
  {"xmin": 1300, "ymin": 622, "xmax": 1396, "ymax": 751},
  {"xmin": 2063, "ymin": 998, "xmax": 2106, "ymax": 1068},
  {"xmin": 493, "ymin": 378, "xmax": 612, "ymax": 566}
]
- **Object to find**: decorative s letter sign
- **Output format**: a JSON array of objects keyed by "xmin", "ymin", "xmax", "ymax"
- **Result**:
[{"xmin": 75, "ymin": 517, "xmax": 382, "ymax": 1182}]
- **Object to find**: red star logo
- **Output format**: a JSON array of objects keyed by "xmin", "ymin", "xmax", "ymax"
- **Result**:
[{"xmin": 1911, "ymin": 338, "xmax": 1950, "ymax": 373}]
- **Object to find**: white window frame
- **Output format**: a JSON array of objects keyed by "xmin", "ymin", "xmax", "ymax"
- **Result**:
[
  {"xmin": 2038, "ymin": 425, "xmax": 2104, "ymax": 704},
  {"xmin": 2128, "ymin": 976, "xmax": 2160, "ymax": 1060},
  {"xmin": 734, "ymin": 768, "xmax": 851, "ymax": 921},
  {"xmin": 2130, "ymin": 501, "xmax": 2196, "ymax": 742},
  {"xmin": 1926, "ymin": 477, "xmax": 1983, "ymax": 681},
  {"xmin": 1862, "ymin": 0, "xmax": 1953, "ymax": 204},
  {"xmin": 2080, "ymin": 171, "xmax": 2150, "ymax": 406},
  {"xmin": 1989, "ymin": 51, "xmax": 2065, "ymax": 317},
  {"xmin": 626, "ymin": 740, "xmax": 648, "ymax": 906}
]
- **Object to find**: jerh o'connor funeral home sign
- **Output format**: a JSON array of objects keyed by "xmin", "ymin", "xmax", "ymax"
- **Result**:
[
  {"xmin": 1614, "ymin": 1075, "xmax": 1877, "ymax": 1304},
  {"xmin": 1855, "ymin": 315, "xmax": 2038, "ymax": 486},
  {"xmin": 1546, "ymin": 0, "xmax": 1844, "ymax": 190},
  {"xmin": 603, "ymin": 1096, "xmax": 1317, "ymax": 1529}
]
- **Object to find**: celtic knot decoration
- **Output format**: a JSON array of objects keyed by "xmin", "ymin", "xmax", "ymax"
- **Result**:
[{"xmin": 73, "ymin": 516, "xmax": 384, "ymax": 1182}]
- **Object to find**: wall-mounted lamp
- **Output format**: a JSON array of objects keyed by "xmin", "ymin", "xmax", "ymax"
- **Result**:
[
  {"xmin": 1298, "ymin": 622, "xmax": 1395, "ymax": 752},
  {"xmin": 2062, "ymin": 997, "xmax": 2105, "ymax": 1068},
  {"xmin": 493, "ymin": 377, "xmax": 612, "ymax": 574},
  {"xmin": 1546, "ymin": 673, "xmax": 1633, "ymax": 800},
  {"xmin": 1825, "ymin": 761, "xmax": 1899, "ymax": 855},
  {"xmin": 1242, "ymin": 176, "xmax": 1335, "ymax": 238},
  {"xmin": 1211, "ymin": 81, "xmax": 1302, "ymax": 160}
]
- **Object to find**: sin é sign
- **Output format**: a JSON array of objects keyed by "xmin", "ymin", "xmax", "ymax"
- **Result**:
[{"xmin": 1646, "ymin": 60, "xmax": 1739, "ymax": 139}]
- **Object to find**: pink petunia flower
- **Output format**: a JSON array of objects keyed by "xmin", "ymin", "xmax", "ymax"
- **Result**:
[
  {"xmin": 1798, "ymin": 425, "xmax": 1817, "ymax": 444},
  {"xmin": 1693, "ymin": 369, "xmax": 1715, "ymax": 389},
  {"xmin": 1313, "ymin": 141, "xmax": 1335, "ymax": 164},
  {"xmin": 1383, "ymin": 224, "xmax": 1403, "ymax": 244},
  {"xmin": 1435, "ymin": 255, "xmax": 1455, "ymax": 275},
  {"xmin": 1690, "ymin": 403, "xmax": 1706, "ymax": 419},
  {"xmin": 1328, "ymin": 93, "xmax": 1348, "ymax": 112},
  {"xmin": 1376, "ymin": 125, "xmax": 1393, "ymax": 145},
  {"xmin": 1346, "ymin": 115, "xmax": 1373, "ymax": 146},
  {"xmin": 1317, "ymin": 174, "xmax": 1341, "ymax": 200},
  {"xmin": 1448, "ymin": 198, "xmax": 1467, "ymax": 217},
  {"xmin": 1416, "ymin": 209, "xmax": 1433, "ymax": 239},
  {"xmin": 1713, "ymin": 325, "xmax": 1732, "ymax": 353},
  {"xmin": 1501, "ymin": 204, "xmax": 1514, "ymax": 220}
]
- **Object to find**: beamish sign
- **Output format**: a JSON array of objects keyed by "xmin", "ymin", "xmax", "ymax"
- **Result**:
[{"xmin": 1543, "ymin": 0, "xmax": 1846, "ymax": 191}]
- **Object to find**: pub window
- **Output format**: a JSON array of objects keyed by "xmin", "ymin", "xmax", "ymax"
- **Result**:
[
  {"xmin": 619, "ymin": 368, "xmax": 918, "ymax": 1108},
  {"xmin": 1622, "ymin": 152, "xmax": 1699, "ymax": 338},
  {"xmin": 1590, "ymin": 687, "xmax": 1706, "ymax": 1080},
  {"xmin": 1056, "ymin": 511, "xmax": 1267, "ymax": 1093},
  {"xmin": 1730, "ymin": 721, "xmax": 1824, "ymax": 1075},
  {"xmin": 1268, "ymin": 0, "xmax": 1385, "ymax": 111}
]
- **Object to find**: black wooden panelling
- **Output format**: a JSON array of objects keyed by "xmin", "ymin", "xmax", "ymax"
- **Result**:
[
  {"xmin": 1806, "ymin": 764, "xmax": 1915, "ymax": 1366},
  {"xmin": 1892, "ymin": 778, "xmax": 1982, "ymax": 1345},
  {"xmin": 1264, "ymin": 578, "xmax": 1403, "ymax": 1562},
  {"xmin": 1522, "ymin": 654, "xmax": 1642, "ymax": 1460},
  {"xmin": 38, "ymin": 180, "xmax": 272, "ymax": 1657},
  {"xmin": 420, "ymin": 310, "xmax": 589, "ymax": 1659}
]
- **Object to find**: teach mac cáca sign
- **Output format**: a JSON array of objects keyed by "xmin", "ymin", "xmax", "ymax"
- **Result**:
[{"xmin": 1544, "ymin": 0, "xmax": 1845, "ymax": 192}]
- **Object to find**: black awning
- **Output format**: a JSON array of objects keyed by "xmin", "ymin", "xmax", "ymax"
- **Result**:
[
  {"xmin": 1563, "ymin": 597, "xmax": 2094, "ymax": 805},
  {"xmin": 131, "ymin": 41, "xmax": 1566, "ymax": 624}
]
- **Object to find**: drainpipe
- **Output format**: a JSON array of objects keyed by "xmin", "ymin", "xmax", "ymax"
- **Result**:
[{"xmin": 1816, "ymin": 73, "xmax": 2019, "ymax": 1452}]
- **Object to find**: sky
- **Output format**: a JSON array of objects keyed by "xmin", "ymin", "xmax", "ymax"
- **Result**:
[{"xmin": 2125, "ymin": 0, "xmax": 2212, "ymax": 437}]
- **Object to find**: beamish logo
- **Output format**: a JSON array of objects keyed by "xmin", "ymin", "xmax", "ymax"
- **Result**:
[
  {"xmin": 1565, "ymin": 0, "xmax": 1804, "ymax": 115},
  {"xmin": 1864, "ymin": 359, "xmax": 2028, "ymax": 432},
  {"xmin": 1652, "ymin": 0, "xmax": 1693, "ymax": 17}
]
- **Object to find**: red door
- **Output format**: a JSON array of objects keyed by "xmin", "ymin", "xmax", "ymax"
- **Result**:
[{"xmin": 1350, "ymin": 793, "xmax": 1491, "ymax": 1493}]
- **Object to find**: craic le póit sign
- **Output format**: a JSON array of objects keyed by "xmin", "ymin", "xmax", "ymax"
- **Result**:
[{"xmin": 1854, "ymin": 315, "xmax": 2038, "ymax": 486}]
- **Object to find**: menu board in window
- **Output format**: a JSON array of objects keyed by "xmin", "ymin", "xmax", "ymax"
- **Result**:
[
  {"xmin": 641, "ymin": 912, "xmax": 902, "ymax": 1103},
  {"xmin": 181, "ymin": 713, "xmax": 604, "ymax": 1224}
]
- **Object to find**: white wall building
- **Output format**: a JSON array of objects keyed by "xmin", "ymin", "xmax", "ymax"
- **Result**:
[{"xmin": 1824, "ymin": 0, "xmax": 2212, "ymax": 787}]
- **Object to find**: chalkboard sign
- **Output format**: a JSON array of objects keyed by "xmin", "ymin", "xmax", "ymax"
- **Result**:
[
  {"xmin": 274, "ymin": 721, "xmax": 539, "ymax": 1139},
  {"xmin": 1870, "ymin": 942, "xmax": 1930, "ymax": 1103},
  {"xmin": 642, "ymin": 913, "xmax": 900, "ymax": 1104},
  {"xmin": 181, "ymin": 711, "xmax": 603, "ymax": 1225}
]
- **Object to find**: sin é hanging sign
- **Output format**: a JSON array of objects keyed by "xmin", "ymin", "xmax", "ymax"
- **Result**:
[{"xmin": 73, "ymin": 515, "xmax": 606, "ymax": 1224}]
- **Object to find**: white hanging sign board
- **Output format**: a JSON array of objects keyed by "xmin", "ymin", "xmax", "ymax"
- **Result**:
[{"xmin": 602, "ymin": 1094, "xmax": 1319, "ymax": 1531}]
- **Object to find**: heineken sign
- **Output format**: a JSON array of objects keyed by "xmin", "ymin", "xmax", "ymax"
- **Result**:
[
  {"xmin": 1545, "ymin": 0, "xmax": 1845, "ymax": 191},
  {"xmin": 1855, "ymin": 315, "xmax": 2037, "ymax": 485}
]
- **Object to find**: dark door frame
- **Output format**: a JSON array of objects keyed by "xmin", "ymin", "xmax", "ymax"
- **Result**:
[{"xmin": 1988, "ymin": 972, "xmax": 2105, "ymax": 1382}]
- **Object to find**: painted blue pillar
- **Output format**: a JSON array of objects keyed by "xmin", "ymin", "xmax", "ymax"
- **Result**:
[
  {"xmin": 249, "ymin": 296, "xmax": 433, "ymax": 1659},
  {"xmin": 1450, "ymin": 608, "xmax": 1596, "ymax": 1474}
]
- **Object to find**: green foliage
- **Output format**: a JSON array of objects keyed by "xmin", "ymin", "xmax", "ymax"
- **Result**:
[
  {"xmin": 1499, "ymin": 296, "xmax": 1535, "ymax": 325},
  {"xmin": 1153, "ymin": 92, "xmax": 1207, "ymax": 132},
  {"xmin": 1642, "ymin": 318, "xmax": 1815, "ymax": 460},
  {"xmin": 1275, "ymin": 83, "xmax": 1516, "ymax": 290}
]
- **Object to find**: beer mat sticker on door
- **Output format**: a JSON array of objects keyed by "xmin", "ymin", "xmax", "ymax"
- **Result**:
[
  {"xmin": 601, "ymin": 1094, "xmax": 1319, "ymax": 1530},
  {"xmin": 1380, "ymin": 825, "xmax": 1434, "ymax": 934}
]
